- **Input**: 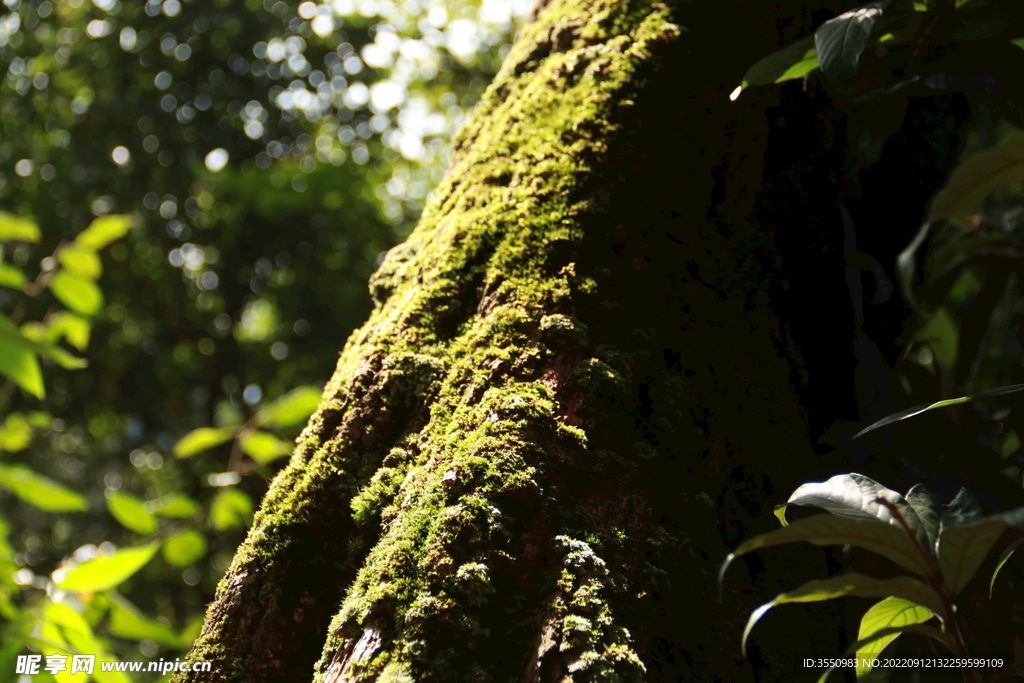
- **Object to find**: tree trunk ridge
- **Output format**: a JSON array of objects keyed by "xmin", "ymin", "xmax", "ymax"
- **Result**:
[{"xmin": 180, "ymin": 0, "xmax": 861, "ymax": 680}]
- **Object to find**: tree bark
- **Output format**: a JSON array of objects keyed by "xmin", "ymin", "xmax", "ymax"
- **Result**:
[{"xmin": 180, "ymin": 1, "xmax": 877, "ymax": 680}]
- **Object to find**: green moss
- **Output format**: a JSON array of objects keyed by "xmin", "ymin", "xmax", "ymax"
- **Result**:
[{"xmin": 183, "ymin": 0, "xmax": 806, "ymax": 679}]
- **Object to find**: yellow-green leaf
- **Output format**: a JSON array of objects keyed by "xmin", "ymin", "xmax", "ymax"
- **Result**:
[
  {"xmin": 210, "ymin": 488, "xmax": 253, "ymax": 531},
  {"xmin": 929, "ymin": 129, "xmax": 1024, "ymax": 221},
  {"xmin": 0, "ymin": 323, "xmax": 87, "ymax": 371},
  {"xmin": 0, "ymin": 212, "xmax": 40, "ymax": 243},
  {"xmin": 162, "ymin": 530, "xmax": 207, "ymax": 567},
  {"xmin": 937, "ymin": 518, "xmax": 1006, "ymax": 595},
  {"xmin": 856, "ymin": 597, "xmax": 934, "ymax": 675},
  {"xmin": 817, "ymin": 624, "xmax": 955, "ymax": 683},
  {"xmin": 172, "ymin": 426, "xmax": 236, "ymax": 458},
  {"xmin": 46, "ymin": 312, "xmax": 90, "ymax": 351},
  {"xmin": 149, "ymin": 493, "xmax": 199, "ymax": 518},
  {"xmin": 106, "ymin": 492, "xmax": 157, "ymax": 535},
  {"xmin": 58, "ymin": 543, "xmax": 159, "ymax": 592},
  {"xmin": 50, "ymin": 270, "xmax": 103, "ymax": 317},
  {"xmin": 733, "ymin": 34, "xmax": 818, "ymax": 99},
  {"xmin": 240, "ymin": 430, "xmax": 292, "ymax": 464},
  {"xmin": 743, "ymin": 573, "xmax": 943, "ymax": 657},
  {"xmin": 0, "ymin": 314, "xmax": 44, "ymax": 398},
  {"xmin": 255, "ymin": 385, "xmax": 321, "ymax": 428},
  {"xmin": 0, "ymin": 466, "xmax": 88, "ymax": 512},
  {"xmin": 58, "ymin": 246, "xmax": 102, "ymax": 280},
  {"xmin": 75, "ymin": 214, "xmax": 132, "ymax": 250},
  {"xmin": 107, "ymin": 592, "xmax": 181, "ymax": 646},
  {"xmin": 0, "ymin": 263, "xmax": 27, "ymax": 289},
  {"xmin": 0, "ymin": 413, "xmax": 34, "ymax": 452}
]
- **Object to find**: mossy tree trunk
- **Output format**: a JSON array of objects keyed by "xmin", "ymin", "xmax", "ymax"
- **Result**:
[{"xmin": 175, "ymin": 0, "xmax": 922, "ymax": 680}]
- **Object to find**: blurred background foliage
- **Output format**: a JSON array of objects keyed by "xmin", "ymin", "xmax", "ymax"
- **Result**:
[{"xmin": 0, "ymin": 0, "xmax": 529, "ymax": 676}]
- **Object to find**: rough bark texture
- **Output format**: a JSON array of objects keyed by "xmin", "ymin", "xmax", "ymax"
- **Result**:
[{"xmin": 178, "ymin": 0, "xmax": 883, "ymax": 680}]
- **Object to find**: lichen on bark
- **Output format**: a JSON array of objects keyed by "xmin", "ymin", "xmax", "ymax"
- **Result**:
[{"xmin": 179, "ymin": 0, "xmax": 845, "ymax": 680}]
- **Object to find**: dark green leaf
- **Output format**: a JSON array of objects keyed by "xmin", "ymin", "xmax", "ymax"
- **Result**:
[
  {"xmin": 742, "ymin": 573, "xmax": 943, "ymax": 656},
  {"xmin": 815, "ymin": 1, "xmax": 893, "ymax": 87},
  {"xmin": 943, "ymin": 487, "xmax": 984, "ymax": 526},
  {"xmin": 906, "ymin": 484, "xmax": 943, "ymax": 550},
  {"xmin": 989, "ymin": 536, "xmax": 1024, "ymax": 597},
  {"xmin": 854, "ymin": 383, "xmax": 1024, "ymax": 438},
  {"xmin": 937, "ymin": 518, "xmax": 1005, "ymax": 595},
  {"xmin": 928, "ymin": 129, "xmax": 1024, "ymax": 221},
  {"xmin": 721, "ymin": 513, "xmax": 933, "ymax": 586}
]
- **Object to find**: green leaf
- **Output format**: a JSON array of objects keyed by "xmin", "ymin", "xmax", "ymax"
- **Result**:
[
  {"xmin": 816, "ymin": 624, "xmax": 955, "ymax": 683},
  {"xmin": 150, "ymin": 493, "xmax": 199, "ymax": 518},
  {"xmin": 0, "ymin": 263, "xmax": 27, "ymax": 289},
  {"xmin": 162, "ymin": 529, "xmax": 207, "ymax": 567},
  {"xmin": 50, "ymin": 270, "xmax": 103, "ymax": 317},
  {"xmin": 856, "ymin": 597, "xmax": 934, "ymax": 675},
  {"xmin": 937, "ymin": 518, "xmax": 1005, "ymax": 595},
  {"xmin": 58, "ymin": 246, "xmax": 102, "ymax": 280},
  {"xmin": 854, "ymin": 383, "xmax": 1024, "ymax": 438},
  {"xmin": 172, "ymin": 426, "xmax": 236, "ymax": 458},
  {"xmin": 58, "ymin": 543, "xmax": 160, "ymax": 592},
  {"xmin": 943, "ymin": 487, "xmax": 985, "ymax": 526},
  {"xmin": 905, "ymin": 484, "xmax": 943, "ymax": 550},
  {"xmin": 106, "ymin": 492, "xmax": 158, "ymax": 534},
  {"xmin": 0, "ymin": 466, "xmax": 88, "ymax": 512},
  {"xmin": 0, "ymin": 212, "xmax": 40, "ymax": 243},
  {"xmin": 107, "ymin": 592, "xmax": 181, "ymax": 646},
  {"xmin": 721, "ymin": 513, "xmax": 933, "ymax": 586},
  {"xmin": 210, "ymin": 488, "xmax": 253, "ymax": 531},
  {"xmin": 0, "ymin": 413, "xmax": 34, "ymax": 452},
  {"xmin": 896, "ymin": 221, "xmax": 931, "ymax": 312},
  {"xmin": 777, "ymin": 473, "xmax": 936, "ymax": 551},
  {"xmin": 989, "ymin": 536, "xmax": 1024, "ymax": 598},
  {"xmin": 75, "ymin": 214, "xmax": 132, "ymax": 250},
  {"xmin": 239, "ymin": 430, "xmax": 292, "ymax": 463},
  {"xmin": 815, "ymin": 1, "xmax": 893, "ymax": 88},
  {"xmin": 0, "ymin": 313, "xmax": 45, "ymax": 398},
  {"xmin": 46, "ymin": 312, "xmax": 90, "ymax": 351},
  {"xmin": 929, "ymin": 129, "xmax": 1024, "ymax": 221},
  {"xmin": 255, "ymin": 385, "xmax": 321, "ymax": 428},
  {"xmin": 742, "ymin": 573, "xmax": 943, "ymax": 656},
  {"xmin": 733, "ymin": 35, "xmax": 818, "ymax": 98},
  {"xmin": 0, "ymin": 323, "xmax": 87, "ymax": 371}
]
